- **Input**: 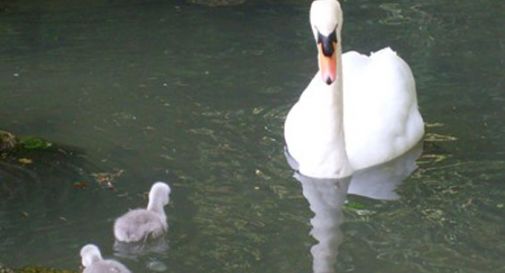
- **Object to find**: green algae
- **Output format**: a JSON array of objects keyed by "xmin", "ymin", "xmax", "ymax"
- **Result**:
[{"xmin": 18, "ymin": 137, "xmax": 53, "ymax": 150}]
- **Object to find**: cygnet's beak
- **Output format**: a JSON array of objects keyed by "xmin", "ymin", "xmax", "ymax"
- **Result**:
[{"xmin": 317, "ymin": 31, "xmax": 337, "ymax": 85}]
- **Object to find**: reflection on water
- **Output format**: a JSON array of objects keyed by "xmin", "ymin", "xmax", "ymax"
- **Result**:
[
  {"xmin": 294, "ymin": 144, "xmax": 422, "ymax": 273},
  {"xmin": 113, "ymin": 237, "xmax": 169, "ymax": 260},
  {"xmin": 114, "ymin": 238, "xmax": 169, "ymax": 272},
  {"xmin": 296, "ymin": 175, "xmax": 349, "ymax": 273},
  {"xmin": 348, "ymin": 143, "xmax": 423, "ymax": 201}
]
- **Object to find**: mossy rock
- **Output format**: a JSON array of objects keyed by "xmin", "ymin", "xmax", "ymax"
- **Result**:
[
  {"xmin": 0, "ymin": 130, "xmax": 17, "ymax": 152},
  {"xmin": 0, "ymin": 263, "xmax": 15, "ymax": 273},
  {"xmin": 0, "ymin": 263, "xmax": 77, "ymax": 273},
  {"xmin": 0, "ymin": 130, "xmax": 54, "ymax": 156},
  {"xmin": 15, "ymin": 266, "xmax": 77, "ymax": 273}
]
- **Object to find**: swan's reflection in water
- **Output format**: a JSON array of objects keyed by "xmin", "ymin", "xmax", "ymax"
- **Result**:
[
  {"xmin": 296, "ymin": 174, "xmax": 350, "ymax": 273},
  {"xmin": 292, "ymin": 144, "xmax": 422, "ymax": 273}
]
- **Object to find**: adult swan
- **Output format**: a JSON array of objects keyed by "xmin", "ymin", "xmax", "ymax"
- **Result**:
[{"xmin": 284, "ymin": 0, "xmax": 424, "ymax": 179}]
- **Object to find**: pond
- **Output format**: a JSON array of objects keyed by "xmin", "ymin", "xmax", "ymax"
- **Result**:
[{"xmin": 0, "ymin": 0, "xmax": 504, "ymax": 272}]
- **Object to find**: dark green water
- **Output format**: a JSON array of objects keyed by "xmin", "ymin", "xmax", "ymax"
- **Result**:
[{"xmin": 0, "ymin": 0, "xmax": 504, "ymax": 272}]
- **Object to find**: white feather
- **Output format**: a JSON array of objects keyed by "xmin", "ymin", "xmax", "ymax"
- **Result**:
[
  {"xmin": 80, "ymin": 244, "xmax": 131, "ymax": 273},
  {"xmin": 113, "ymin": 182, "xmax": 171, "ymax": 243}
]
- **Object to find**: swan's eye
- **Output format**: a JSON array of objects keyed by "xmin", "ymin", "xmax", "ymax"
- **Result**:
[{"xmin": 317, "ymin": 30, "xmax": 338, "ymax": 57}]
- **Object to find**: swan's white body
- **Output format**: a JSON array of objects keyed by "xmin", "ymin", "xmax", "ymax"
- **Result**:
[
  {"xmin": 80, "ymin": 244, "xmax": 131, "ymax": 273},
  {"xmin": 114, "ymin": 182, "xmax": 171, "ymax": 242},
  {"xmin": 284, "ymin": 0, "xmax": 424, "ymax": 179},
  {"xmin": 342, "ymin": 49, "xmax": 423, "ymax": 169}
]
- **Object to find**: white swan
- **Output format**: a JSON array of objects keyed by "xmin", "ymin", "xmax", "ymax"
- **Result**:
[
  {"xmin": 114, "ymin": 182, "xmax": 171, "ymax": 242},
  {"xmin": 284, "ymin": 0, "xmax": 424, "ymax": 179},
  {"xmin": 80, "ymin": 244, "xmax": 131, "ymax": 273}
]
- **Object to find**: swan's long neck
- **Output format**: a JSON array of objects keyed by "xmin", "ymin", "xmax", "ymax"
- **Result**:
[
  {"xmin": 308, "ymin": 43, "xmax": 352, "ymax": 177},
  {"xmin": 330, "ymin": 44, "xmax": 344, "ymax": 121},
  {"xmin": 147, "ymin": 198, "xmax": 167, "ymax": 219},
  {"xmin": 329, "ymin": 50, "xmax": 352, "ymax": 175},
  {"xmin": 291, "ymin": 40, "xmax": 352, "ymax": 178}
]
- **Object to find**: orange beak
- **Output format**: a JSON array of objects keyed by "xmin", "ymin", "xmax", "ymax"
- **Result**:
[{"xmin": 318, "ymin": 43, "xmax": 337, "ymax": 85}]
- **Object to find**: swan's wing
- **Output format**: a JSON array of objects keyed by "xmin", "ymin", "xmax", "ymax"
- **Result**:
[{"xmin": 342, "ymin": 48, "xmax": 424, "ymax": 169}]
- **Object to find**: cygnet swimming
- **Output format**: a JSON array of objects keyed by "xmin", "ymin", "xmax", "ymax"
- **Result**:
[
  {"xmin": 114, "ymin": 182, "xmax": 171, "ymax": 242},
  {"xmin": 80, "ymin": 244, "xmax": 131, "ymax": 273}
]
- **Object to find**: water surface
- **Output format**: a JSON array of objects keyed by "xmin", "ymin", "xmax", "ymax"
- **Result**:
[{"xmin": 0, "ymin": 0, "xmax": 504, "ymax": 272}]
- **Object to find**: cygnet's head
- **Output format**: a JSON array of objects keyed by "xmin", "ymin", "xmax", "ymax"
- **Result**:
[
  {"xmin": 148, "ymin": 182, "xmax": 171, "ymax": 208},
  {"xmin": 309, "ymin": 0, "xmax": 343, "ymax": 85},
  {"xmin": 80, "ymin": 244, "xmax": 103, "ymax": 267}
]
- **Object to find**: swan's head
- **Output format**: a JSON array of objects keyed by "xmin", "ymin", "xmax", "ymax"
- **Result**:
[
  {"xmin": 80, "ymin": 244, "xmax": 103, "ymax": 267},
  {"xmin": 310, "ymin": 0, "xmax": 343, "ymax": 85},
  {"xmin": 148, "ymin": 182, "xmax": 171, "ymax": 208}
]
